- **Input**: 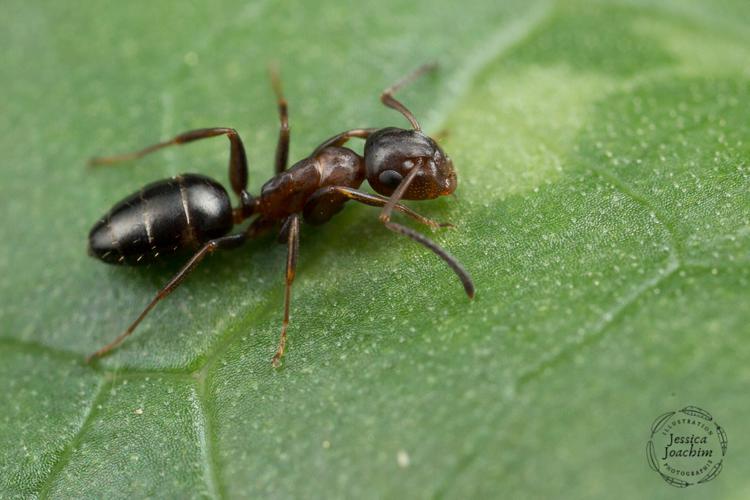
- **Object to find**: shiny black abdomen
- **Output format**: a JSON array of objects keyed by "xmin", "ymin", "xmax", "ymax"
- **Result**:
[{"xmin": 89, "ymin": 174, "xmax": 233, "ymax": 265}]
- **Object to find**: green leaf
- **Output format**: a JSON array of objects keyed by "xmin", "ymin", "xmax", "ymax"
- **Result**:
[{"xmin": 2, "ymin": 0, "xmax": 748, "ymax": 498}]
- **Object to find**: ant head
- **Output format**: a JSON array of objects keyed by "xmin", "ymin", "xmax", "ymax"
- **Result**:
[{"xmin": 363, "ymin": 127, "xmax": 456, "ymax": 199}]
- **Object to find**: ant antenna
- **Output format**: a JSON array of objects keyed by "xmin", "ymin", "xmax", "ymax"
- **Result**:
[
  {"xmin": 268, "ymin": 63, "xmax": 286, "ymax": 112},
  {"xmin": 380, "ymin": 62, "xmax": 438, "ymax": 131},
  {"xmin": 379, "ymin": 159, "xmax": 475, "ymax": 298},
  {"xmin": 376, "ymin": 63, "xmax": 474, "ymax": 297}
]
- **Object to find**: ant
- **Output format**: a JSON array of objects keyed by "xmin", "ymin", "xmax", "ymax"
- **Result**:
[{"xmin": 86, "ymin": 63, "xmax": 474, "ymax": 367}]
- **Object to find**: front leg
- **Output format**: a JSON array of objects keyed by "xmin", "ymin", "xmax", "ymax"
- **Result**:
[
  {"xmin": 303, "ymin": 186, "xmax": 453, "ymax": 229},
  {"xmin": 312, "ymin": 128, "xmax": 378, "ymax": 156}
]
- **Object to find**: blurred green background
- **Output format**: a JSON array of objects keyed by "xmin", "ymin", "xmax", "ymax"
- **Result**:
[{"xmin": 1, "ymin": 0, "xmax": 748, "ymax": 498}]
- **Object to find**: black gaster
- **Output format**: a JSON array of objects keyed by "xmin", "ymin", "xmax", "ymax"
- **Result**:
[{"xmin": 88, "ymin": 174, "xmax": 233, "ymax": 265}]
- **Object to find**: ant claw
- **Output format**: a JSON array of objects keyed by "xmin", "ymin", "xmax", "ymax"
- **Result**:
[{"xmin": 271, "ymin": 354, "xmax": 284, "ymax": 368}]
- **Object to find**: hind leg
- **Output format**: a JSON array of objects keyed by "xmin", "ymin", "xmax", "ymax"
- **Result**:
[
  {"xmin": 89, "ymin": 127, "xmax": 250, "ymax": 198},
  {"xmin": 86, "ymin": 232, "xmax": 246, "ymax": 362}
]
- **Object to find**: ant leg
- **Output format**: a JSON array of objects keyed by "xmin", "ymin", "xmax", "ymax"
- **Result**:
[
  {"xmin": 269, "ymin": 65, "xmax": 290, "ymax": 173},
  {"xmin": 89, "ymin": 127, "xmax": 250, "ymax": 198},
  {"xmin": 86, "ymin": 232, "xmax": 246, "ymax": 362},
  {"xmin": 305, "ymin": 186, "xmax": 453, "ymax": 229},
  {"xmin": 312, "ymin": 128, "xmax": 378, "ymax": 156},
  {"xmin": 381, "ymin": 62, "xmax": 438, "ymax": 131},
  {"xmin": 272, "ymin": 214, "xmax": 300, "ymax": 367}
]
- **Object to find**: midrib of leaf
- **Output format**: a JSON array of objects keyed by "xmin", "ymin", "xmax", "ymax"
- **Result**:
[
  {"xmin": 192, "ymin": 370, "xmax": 222, "ymax": 500},
  {"xmin": 37, "ymin": 379, "xmax": 109, "ymax": 500}
]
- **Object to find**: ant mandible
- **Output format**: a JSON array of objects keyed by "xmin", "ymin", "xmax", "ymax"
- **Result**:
[{"xmin": 86, "ymin": 63, "xmax": 474, "ymax": 367}]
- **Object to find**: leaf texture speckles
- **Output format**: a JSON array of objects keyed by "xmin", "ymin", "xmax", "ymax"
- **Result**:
[{"xmin": 1, "ymin": 0, "xmax": 749, "ymax": 498}]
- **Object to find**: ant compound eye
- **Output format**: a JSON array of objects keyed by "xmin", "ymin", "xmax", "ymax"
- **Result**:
[{"xmin": 378, "ymin": 169, "xmax": 403, "ymax": 188}]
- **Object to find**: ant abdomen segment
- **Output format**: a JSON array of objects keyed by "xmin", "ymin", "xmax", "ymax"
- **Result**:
[
  {"xmin": 86, "ymin": 63, "xmax": 474, "ymax": 366},
  {"xmin": 88, "ymin": 174, "xmax": 234, "ymax": 265}
]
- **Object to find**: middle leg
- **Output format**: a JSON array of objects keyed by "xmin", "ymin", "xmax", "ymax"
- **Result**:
[
  {"xmin": 86, "ymin": 217, "xmax": 273, "ymax": 363},
  {"xmin": 86, "ymin": 231, "xmax": 246, "ymax": 362},
  {"xmin": 272, "ymin": 213, "xmax": 300, "ymax": 367},
  {"xmin": 304, "ymin": 185, "xmax": 453, "ymax": 229}
]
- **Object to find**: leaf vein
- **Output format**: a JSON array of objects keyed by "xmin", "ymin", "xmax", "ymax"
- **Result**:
[
  {"xmin": 516, "ymin": 169, "xmax": 683, "ymax": 388},
  {"xmin": 37, "ymin": 377, "xmax": 110, "ymax": 499},
  {"xmin": 516, "ymin": 261, "xmax": 679, "ymax": 388}
]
